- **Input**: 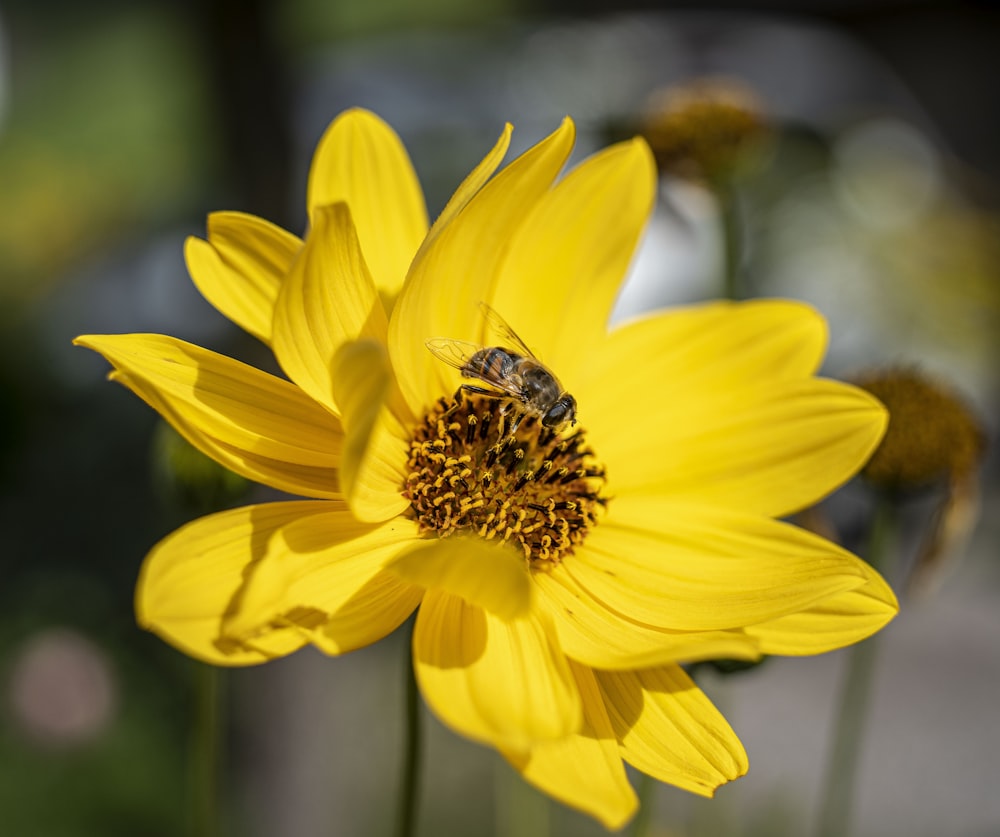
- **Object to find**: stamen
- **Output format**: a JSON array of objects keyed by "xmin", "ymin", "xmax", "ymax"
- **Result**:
[
  {"xmin": 402, "ymin": 393, "xmax": 608, "ymax": 566},
  {"xmin": 513, "ymin": 470, "xmax": 534, "ymax": 491}
]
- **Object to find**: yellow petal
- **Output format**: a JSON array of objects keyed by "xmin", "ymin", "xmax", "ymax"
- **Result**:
[
  {"xmin": 136, "ymin": 502, "xmax": 333, "ymax": 665},
  {"xmin": 75, "ymin": 333, "xmax": 341, "ymax": 498},
  {"xmin": 387, "ymin": 536, "xmax": 532, "ymax": 621},
  {"xmin": 307, "ymin": 109, "xmax": 428, "ymax": 301},
  {"xmin": 389, "ymin": 118, "xmax": 576, "ymax": 416},
  {"xmin": 534, "ymin": 566, "xmax": 761, "ymax": 670},
  {"xmin": 222, "ymin": 503, "xmax": 423, "ymax": 654},
  {"xmin": 313, "ymin": 571, "xmax": 424, "ymax": 656},
  {"xmin": 570, "ymin": 497, "xmax": 866, "ymax": 631},
  {"xmin": 746, "ymin": 556, "xmax": 898, "ymax": 655},
  {"xmin": 185, "ymin": 212, "xmax": 301, "ymax": 344},
  {"xmin": 272, "ymin": 202, "xmax": 393, "ymax": 415},
  {"xmin": 579, "ymin": 300, "xmax": 831, "ymax": 498},
  {"xmin": 490, "ymin": 138, "xmax": 656, "ymax": 383},
  {"xmin": 596, "ymin": 665, "xmax": 748, "ymax": 796},
  {"xmin": 413, "ymin": 590, "xmax": 582, "ymax": 752},
  {"xmin": 580, "ymin": 298, "xmax": 827, "ymax": 397},
  {"xmin": 579, "ymin": 307, "xmax": 884, "ymax": 513},
  {"xmin": 608, "ymin": 378, "xmax": 887, "ymax": 516},
  {"xmin": 330, "ymin": 339, "xmax": 411, "ymax": 522},
  {"xmin": 506, "ymin": 662, "xmax": 637, "ymax": 830},
  {"xmin": 236, "ymin": 627, "xmax": 315, "ymax": 661}
]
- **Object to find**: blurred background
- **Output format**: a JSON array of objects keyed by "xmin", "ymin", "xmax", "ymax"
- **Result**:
[{"xmin": 1, "ymin": 0, "xmax": 998, "ymax": 835}]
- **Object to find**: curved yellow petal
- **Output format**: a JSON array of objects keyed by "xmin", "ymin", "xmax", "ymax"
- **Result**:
[
  {"xmin": 582, "ymin": 312, "xmax": 884, "ymax": 513},
  {"xmin": 418, "ymin": 122, "xmax": 513, "ymax": 257},
  {"xmin": 570, "ymin": 497, "xmax": 866, "ymax": 632},
  {"xmin": 389, "ymin": 118, "xmax": 576, "ymax": 416},
  {"xmin": 630, "ymin": 379, "xmax": 884, "ymax": 516},
  {"xmin": 75, "ymin": 333, "xmax": 341, "ymax": 498},
  {"xmin": 330, "ymin": 339, "xmax": 411, "ymax": 522},
  {"xmin": 185, "ymin": 212, "xmax": 301, "ymax": 344},
  {"xmin": 272, "ymin": 202, "xmax": 393, "ymax": 416},
  {"xmin": 235, "ymin": 627, "xmax": 315, "ymax": 661},
  {"xmin": 140, "ymin": 389, "xmax": 339, "ymax": 500},
  {"xmin": 580, "ymin": 299, "xmax": 828, "ymax": 399},
  {"xmin": 490, "ymin": 138, "xmax": 656, "ymax": 383},
  {"xmin": 596, "ymin": 665, "xmax": 748, "ymax": 796},
  {"xmin": 413, "ymin": 590, "xmax": 582, "ymax": 753},
  {"xmin": 307, "ymin": 109, "xmax": 428, "ymax": 301},
  {"xmin": 387, "ymin": 536, "xmax": 532, "ymax": 621},
  {"xmin": 223, "ymin": 503, "xmax": 423, "ymax": 654},
  {"xmin": 313, "ymin": 571, "xmax": 424, "ymax": 656},
  {"xmin": 746, "ymin": 557, "xmax": 898, "ymax": 655},
  {"xmin": 574, "ymin": 300, "xmax": 836, "ymax": 516},
  {"xmin": 506, "ymin": 662, "xmax": 637, "ymax": 830},
  {"xmin": 136, "ymin": 501, "xmax": 333, "ymax": 665},
  {"xmin": 534, "ymin": 566, "xmax": 761, "ymax": 670}
]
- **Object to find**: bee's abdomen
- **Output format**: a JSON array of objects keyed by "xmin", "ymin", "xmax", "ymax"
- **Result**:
[{"xmin": 465, "ymin": 347, "xmax": 519, "ymax": 379}]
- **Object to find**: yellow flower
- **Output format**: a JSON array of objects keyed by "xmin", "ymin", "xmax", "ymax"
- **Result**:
[{"xmin": 76, "ymin": 109, "xmax": 897, "ymax": 828}]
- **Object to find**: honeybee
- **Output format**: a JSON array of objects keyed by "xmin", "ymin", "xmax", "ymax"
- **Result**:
[{"xmin": 426, "ymin": 303, "xmax": 577, "ymax": 434}]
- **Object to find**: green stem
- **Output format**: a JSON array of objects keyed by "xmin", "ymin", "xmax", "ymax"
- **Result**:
[
  {"xmin": 495, "ymin": 759, "xmax": 550, "ymax": 837},
  {"xmin": 815, "ymin": 496, "xmax": 895, "ymax": 837},
  {"xmin": 193, "ymin": 663, "xmax": 223, "ymax": 837},
  {"xmin": 629, "ymin": 773, "xmax": 655, "ymax": 837},
  {"xmin": 397, "ymin": 627, "xmax": 422, "ymax": 837}
]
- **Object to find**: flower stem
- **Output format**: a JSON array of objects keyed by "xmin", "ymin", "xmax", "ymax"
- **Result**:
[
  {"xmin": 192, "ymin": 662, "xmax": 224, "ymax": 837},
  {"xmin": 495, "ymin": 759, "xmax": 550, "ymax": 837},
  {"xmin": 397, "ymin": 627, "xmax": 422, "ymax": 837},
  {"xmin": 815, "ymin": 495, "xmax": 895, "ymax": 837},
  {"xmin": 629, "ymin": 773, "xmax": 655, "ymax": 837}
]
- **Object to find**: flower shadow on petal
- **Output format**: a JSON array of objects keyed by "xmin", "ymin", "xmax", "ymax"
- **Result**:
[
  {"xmin": 415, "ymin": 597, "xmax": 488, "ymax": 668},
  {"xmin": 331, "ymin": 339, "xmax": 412, "ymax": 522},
  {"xmin": 218, "ymin": 503, "xmax": 419, "ymax": 656},
  {"xmin": 213, "ymin": 504, "xmax": 325, "ymax": 657},
  {"xmin": 597, "ymin": 664, "xmax": 704, "ymax": 733},
  {"xmin": 596, "ymin": 666, "xmax": 749, "ymax": 795},
  {"xmin": 598, "ymin": 668, "xmax": 644, "ymax": 732}
]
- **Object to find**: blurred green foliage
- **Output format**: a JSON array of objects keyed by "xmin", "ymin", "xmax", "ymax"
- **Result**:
[
  {"xmin": 0, "ymin": 6, "xmax": 211, "ymax": 303},
  {"xmin": 282, "ymin": 0, "xmax": 513, "ymax": 44}
]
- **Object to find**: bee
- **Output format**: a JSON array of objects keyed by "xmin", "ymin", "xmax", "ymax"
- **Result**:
[{"xmin": 426, "ymin": 303, "xmax": 577, "ymax": 436}]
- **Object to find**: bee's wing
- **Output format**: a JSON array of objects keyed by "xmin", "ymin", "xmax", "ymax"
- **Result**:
[
  {"xmin": 479, "ymin": 302, "xmax": 537, "ymax": 359},
  {"xmin": 425, "ymin": 336, "xmax": 526, "ymax": 401},
  {"xmin": 425, "ymin": 337, "xmax": 482, "ymax": 371},
  {"xmin": 478, "ymin": 302, "xmax": 568, "ymax": 393}
]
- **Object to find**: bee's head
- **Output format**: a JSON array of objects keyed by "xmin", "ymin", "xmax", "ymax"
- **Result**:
[{"xmin": 542, "ymin": 395, "xmax": 577, "ymax": 429}]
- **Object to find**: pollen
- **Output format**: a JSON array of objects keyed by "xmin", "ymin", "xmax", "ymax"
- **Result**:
[{"xmin": 403, "ymin": 394, "xmax": 608, "ymax": 568}]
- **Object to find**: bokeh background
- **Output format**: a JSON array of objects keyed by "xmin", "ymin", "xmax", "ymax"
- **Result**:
[{"xmin": 1, "ymin": 0, "xmax": 998, "ymax": 835}]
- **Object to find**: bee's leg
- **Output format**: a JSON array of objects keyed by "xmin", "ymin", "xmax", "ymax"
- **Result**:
[
  {"xmin": 459, "ymin": 387, "xmax": 511, "ymax": 452},
  {"xmin": 504, "ymin": 409, "xmax": 526, "ymax": 437},
  {"xmin": 491, "ymin": 405, "xmax": 527, "ymax": 457},
  {"xmin": 460, "ymin": 384, "xmax": 504, "ymax": 399},
  {"xmin": 460, "ymin": 385, "xmax": 511, "ymax": 424},
  {"xmin": 486, "ymin": 409, "xmax": 522, "ymax": 467}
]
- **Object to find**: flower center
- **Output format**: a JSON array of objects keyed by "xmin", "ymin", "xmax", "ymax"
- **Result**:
[
  {"xmin": 403, "ymin": 394, "xmax": 608, "ymax": 568},
  {"xmin": 856, "ymin": 368, "xmax": 984, "ymax": 490}
]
